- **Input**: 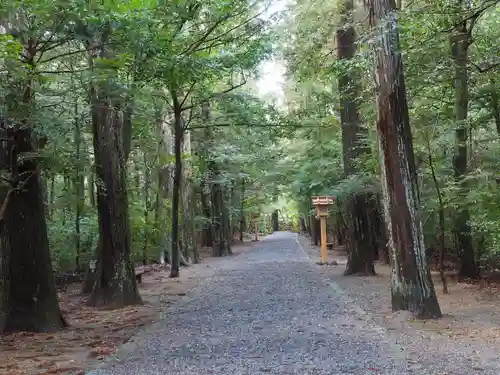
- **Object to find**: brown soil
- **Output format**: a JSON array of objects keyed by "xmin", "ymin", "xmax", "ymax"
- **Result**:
[
  {"xmin": 0, "ymin": 242, "xmax": 254, "ymax": 375},
  {"xmin": 300, "ymin": 235, "xmax": 500, "ymax": 349}
]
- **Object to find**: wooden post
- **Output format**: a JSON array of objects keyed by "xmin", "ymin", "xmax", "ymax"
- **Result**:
[
  {"xmin": 312, "ymin": 196, "xmax": 335, "ymax": 265},
  {"xmin": 320, "ymin": 216, "xmax": 327, "ymax": 263}
]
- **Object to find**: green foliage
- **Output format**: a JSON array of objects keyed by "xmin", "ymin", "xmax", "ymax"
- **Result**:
[
  {"xmin": 0, "ymin": 0, "xmax": 283, "ymax": 271},
  {"xmin": 4, "ymin": 0, "xmax": 499, "ymax": 274},
  {"xmin": 279, "ymin": 0, "xmax": 500, "ymax": 262}
]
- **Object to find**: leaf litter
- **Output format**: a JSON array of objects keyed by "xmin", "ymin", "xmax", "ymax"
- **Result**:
[{"xmin": 0, "ymin": 244, "xmax": 254, "ymax": 375}]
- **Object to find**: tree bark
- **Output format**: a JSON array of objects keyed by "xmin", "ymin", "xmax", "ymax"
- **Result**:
[
  {"xmin": 0, "ymin": 34, "xmax": 66, "ymax": 331},
  {"xmin": 211, "ymin": 165, "xmax": 231, "ymax": 257},
  {"xmin": 310, "ymin": 214, "xmax": 319, "ymax": 246},
  {"xmin": 181, "ymin": 130, "xmax": 198, "ymax": 263},
  {"xmin": 143, "ymin": 153, "xmax": 151, "ymax": 265},
  {"xmin": 49, "ymin": 175, "xmax": 55, "ymax": 219},
  {"xmin": 343, "ymin": 194, "xmax": 376, "ymax": 275},
  {"xmin": 489, "ymin": 79, "xmax": 500, "ymax": 135},
  {"xmin": 74, "ymin": 99, "xmax": 84, "ymax": 273},
  {"xmin": 200, "ymin": 103, "xmax": 213, "ymax": 248},
  {"xmin": 170, "ymin": 93, "xmax": 183, "ymax": 278},
  {"xmin": 450, "ymin": 26, "xmax": 478, "ymax": 279},
  {"xmin": 337, "ymin": 0, "xmax": 378, "ymax": 276},
  {"xmin": 2, "ymin": 127, "xmax": 67, "ymax": 332},
  {"xmin": 89, "ymin": 172, "xmax": 96, "ymax": 208},
  {"xmin": 0, "ymin": 202, "xmax": 8, "ymax": 332},
  {"xmin": 272, "ymin": 210, "xmax": 279, "ymax": 232},
  {"xmin": 239, "ymin": 177, "xmax": 245, "ymax": 242},
  {"xmin": 86, "ymin": 36, "xmax": 142, "ymax": 307},
  {"xmin": 372, "ymin": 195, "xmax": 389, "ymax": 263},
  {"xmin": 425, "ymin": 133, "xmax": 448, "ymax": 294},
  {"xmin": 200, "ymin": 179, "xmax": 213, "ymax": 247},
  {"xmin": 368, "ymin": 0, "xmax": 442, "ymax": 318}
]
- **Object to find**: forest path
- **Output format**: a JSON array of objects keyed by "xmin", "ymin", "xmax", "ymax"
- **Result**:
[{"xmin": 85, "ymin": 232, "xmax": 429, "ymax": 375}]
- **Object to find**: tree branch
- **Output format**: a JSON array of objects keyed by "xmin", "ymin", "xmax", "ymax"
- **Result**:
[
  {"xmin": 180, "ymin": 81, "xmax": 197, "ymax": 108},
  {"xmin": 183, "ymin": 105, "xmax": 196, "ymax": 131},
  {"xmin": 182, "ymin": 73, "xmax": 247, "ymax": 111},
  {"xmin": 470, "ymin": 61, "xmax": 500, "ymax": 73},
  {"xmin": 442, "ymin": 0, "xmax": 500, "ymax": 33},
  {"xmin": 191, "ymin": 11, "xmax": 265, "ymax": 54},
  {"xmin": 38, "ymin": 43, "xmax": 112, "ymax": 65},
  {"xmin": 180, "ymin": 14, "xmax": 233, "ymax": 56}
]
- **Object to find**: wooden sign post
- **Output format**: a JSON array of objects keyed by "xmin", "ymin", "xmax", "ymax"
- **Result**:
[
  {"xmin": 312, "ymin": 196, "xmax": 335, "ymax": 264},
  {"xmin": 251, "ymin": 213, "xmax": 260, "ymax": 241}
]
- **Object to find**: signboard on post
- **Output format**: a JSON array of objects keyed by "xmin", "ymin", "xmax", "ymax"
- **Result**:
[
  {"xmin": 312, "ymin": 196, "xmax": 334, "ymax": 206},
  {"xmin": 311, "ymin": 196, "xmax": 335, "ymax": 265}
]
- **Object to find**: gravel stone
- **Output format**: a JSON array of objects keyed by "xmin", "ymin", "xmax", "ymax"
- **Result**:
[{"xmin": 86, "ymin": 232, "xmax": 495, "ymax": 375}]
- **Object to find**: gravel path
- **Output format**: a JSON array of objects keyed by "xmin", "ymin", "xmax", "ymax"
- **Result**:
[{"xmin": 86, "ymin": 232, "xmax": 492, "ymax": 375}]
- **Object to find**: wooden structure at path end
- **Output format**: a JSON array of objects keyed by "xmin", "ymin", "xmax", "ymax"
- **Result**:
[{"xmin": 312, "ymin": 196, "xmax": 335, "ymax": 265}]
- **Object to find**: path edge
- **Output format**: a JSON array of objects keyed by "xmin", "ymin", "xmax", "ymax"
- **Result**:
[
  {"xmin": 293, "ymin": 233, "xmax": 409, "ymax": 369},
  {"xmin": 84, "ymin": 240, "xmax": 263, "ymax": 374}
]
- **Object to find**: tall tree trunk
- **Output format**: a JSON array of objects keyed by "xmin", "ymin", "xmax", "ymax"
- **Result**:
[
  {"xmin": 1, "ymin": 36, "xmax": 65, "ymax": 331},
  {"xmin": 74, "ymin": 98, "xmax": 85, "ymax": 273},
  {"xmin": 86, "ymin": 33, "xmax": 142, "ymax": 307},
  {"xmin": 368, "ymin": 0, "xmax": 441, "ymax": 318},
  {"xmin": 87, "ymin": 92, "xmax": 142, "ymax": 307},
  {"xmin": 200, "ymin": 179, "xmax": 213, "ymax": 247},
  {"xmin": 337, "ymin": 0, "xmax": 377, "ymax": 276},
  {"xmin": 211, "ymin": 165, "xmax": 231, "ymax": 257},
  {"xmin": 489, "ymin": 79, "xmax": 500, "ymax": 135},
  {"xmin": 169, "ymin": 92, "xmax": 183, "ymax": 278},
  {"xmin": 181, "ymin": 130, "xmax": 198, "ymax": 263},
  {"xmin": 225, "ymin": 188, "xmax": 233, "ymax": 253},
  {"xmin": 154, "ymin": 104, "xmax": 168, "ymax": 264},
  {"xmin": 159, "ymin": 112, "xmax": 174, "ymax": 265},
  {"xmin": 310, "ymin": 214, "xmax": 319, "ymax": 246},
  {"xmin": 49, "ymin": 175, "xmax": 55, "ymax": 219},
  {"xmin": 74, "ymin": 136, "xmax": 83, "ymax": 272},
  {"xmin": 122, "ymin": 96, "xmax": 133, "ymax": 161},
  {"xmin": 425, "ymin": 132, "xmax": 448, "ymax": 294},
  {"xmin": 200, "ymin": 103, "xmax": 213, "ymax": 248},
  {"xmin": 0, "ymin": 206, "xmax": 9, "ymax": 332},
  {"xmin": 1, "ymin": 127, "xmax": 67, "ymax": 332},
  {"xmin": 41, "ymin": 172, "xmax": 49, "ymax": 218},
  {"xmin": 89, "ymin": 172, "xmax": 96, "ymax": 208},
  {"xmin": 239, "ymin": 177, "xmax": 245, "ymax": 242},
  {"xmin": 450, "ymin": 25, "xmax": 477, "ymax": 279},
  {"xmin": 372, "ymin": 195, "xmax": 389, "ymax": 263},
  {"xmin": 272, "ymin": 210, "xmax": 279, "ymax": 232},
  {"xmin": 143, "ymin": 153, "xmax": 151, "ymax": 265},
  {"xmin": 211, "ymin": 173, "xmax": 222, "ymax": 256}
]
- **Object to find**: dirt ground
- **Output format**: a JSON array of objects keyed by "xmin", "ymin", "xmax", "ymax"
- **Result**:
[
  {"xmin": 299, "ymin": 235, "xmax": 500, "ymax": 350},
  {"xmin": 0, "ymin": 242, "xmax": 254, "ymax": 375}
]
